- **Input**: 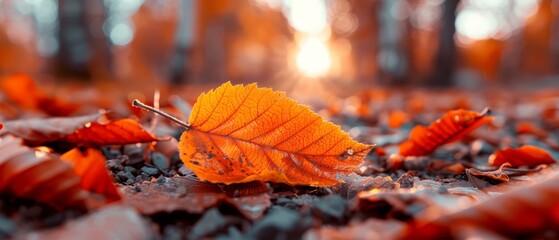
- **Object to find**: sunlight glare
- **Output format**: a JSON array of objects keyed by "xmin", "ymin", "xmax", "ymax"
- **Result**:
[
  {"xmin": 296, "ymin": 38, "xmax": 332, "ymax": 77},
  {"xmin": 456, "ymin": 9, "xmax": 498, "ymax": 40},
  {"xmin": 285, "ymin": 0, "xmax": 327, "ymax": 34}
]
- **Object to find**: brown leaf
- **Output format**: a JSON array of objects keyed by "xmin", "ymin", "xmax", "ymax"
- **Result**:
[
  {"xmin": 488, "ymin": 145, "xmax": 556, "ymax": 167},
  {"xmin": 404, "ymin": 172, "xmax": 559, "ymax": 239},
  {"xmin": 21, "ymin": 204, "xmax": 154, "ymax": 240},
  {"xmin": 123, "ymin": 176, "xmax": 271, "ymax": 220},
  {"xmin": 399, "ymin": 108, "xmax": 493, "ymax": 157},
  {"xmin": 0, "ymin": 136, "xmax": 87, "ymax": 209},
  {"xmin": 61, "ymin": 148, "xmax": 122, "ymax": 203},
  {"xmin": 305, "ymin": 218, "xmax": 405, "ymax": 240}
]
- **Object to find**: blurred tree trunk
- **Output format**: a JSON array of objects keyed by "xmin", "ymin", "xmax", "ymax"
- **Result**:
[
  {"xmin": 377, "ymin": 0, "xmax": 409, "ymax": 85},
  {"xmin": 430, "ymin": 0, "xmax": 460, "ymax": 86},
  {"xmin": 169, "ymin": 0, "xmax": 195, "ymax": 84},
  {"xmin": 56, "ymin": 0, "xmax": 111, "ymax": 80},
  {"xmin": 550, "ymin": 0, "xmax": 559, "ymax": 72}
]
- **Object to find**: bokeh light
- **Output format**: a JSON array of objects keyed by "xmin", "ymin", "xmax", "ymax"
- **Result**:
[{"xmin": 296, "ymin": 38, "xmax": 332, "ymax": 77}]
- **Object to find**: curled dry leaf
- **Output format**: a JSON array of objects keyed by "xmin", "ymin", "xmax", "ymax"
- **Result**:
[
  {"xmin": 123, "ymin": 177, "xmax": 271, "ymax": 220},
  {"xmin": 488, "ymin": 145, "xmax": 556, "ymax": 167},
  {"xmin": 22, "ymin": 204, "xmax": 153, "ymax": 240},
  {"xmin": 61, "ymin": 148, "xmax": 121, "ymax": 203},
  {"xmin": 0, "ymin": 114, "xmax": 156, "ymax": 147},
  {"xmin": 399, "ymin": 108, "xmax": 493, "ymax": 157},
  {"xmin": 404, "ymin": 173, "xmax": 559, "ymax": 239},
  {"xmin": 466, "ymin": 163, "xmax": 511, "ymax": 183},
  {"xmin": 0, "ymin": 136, "xmax": 87, "ymax": 209},
  {"xmin": 178, "ymin": 82, "xmax": 373, "ymax": 186}
]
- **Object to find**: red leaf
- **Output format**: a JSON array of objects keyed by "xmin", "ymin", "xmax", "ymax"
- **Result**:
[
  {"xmin": 0, "ymin": 136, "xmax": 87, "ymax": 209},
  {"xmin": 488, "ymin": 145, "xmax": 556, "ymax": 167},
  {"xmin": 0, "ymin": 113, "xmax": 102, "ymax": 145},
  {"xmin": 61, "ymin": 148, "xmax": 122, "ymax": 203},
  {"xmin": 399, "ymin": 109, "xmax": 493, "ymax": 157},
  {"xmin": 64, "ymin": 119, "xmax": 157, "ymax": 146},
  {"xmin": 0, "ymin": 115, "xmax": 156, "ymax": 147}
]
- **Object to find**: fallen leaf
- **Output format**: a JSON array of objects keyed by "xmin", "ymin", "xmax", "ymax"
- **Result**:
[
  {"xmin": 305, "ymin": 218, "xmax": 404, "ymax": 240},
  {"xmin": 0, "ymin": 74, "xmax": 79, "ymax": 116},
  {"xmin": 0, "ymin": 74, "xmax": 44, "ymax": 110},
  {"xmin": 488, "ymin": 145, "xmax": 556, "ymax": 167},
  {"xmin": 64, "ymin": 119, "xmax": 157, "ymax": 146},
  {"xmin": 404, "ymin": 173, "xmax": 559, "ymax": 239},
  {"xmin": 0, "ymin": 136, "xmax": 87, "ymax": 209},
  {"xmin": 516, "ymin": 121, "xmax": 548, "ymax": 138},
  {"xmin": 466, "ymin": 163, "xmax": 511, "ymax": 183},
  {"xmin": 0, "ymin": 114, "xmax": 156, "ymax": 147},
  {"xmin": 178, "ymin": 82, "xmax": 373, "ymax": 186},
  {"xmin": 61, "ymin": 148, "xmax": 122, "ymax": 203},
  {"xmin": 387, "ymin": 110, "xmax": 408, "ymax": 129},
  {"xmin": 0, "ymin": 113, "xmax": 102, "ymax": 145},
  {"xmin": 21, "ymin": 204, "xmax": 154, "ymax": 240},
  {"xmin": 123, "ymin": 176, "xmax": 271, "ymax": 220},
  {"xmin": 399, "ymin": 108, "xmax": 493, "ymax": 157}
]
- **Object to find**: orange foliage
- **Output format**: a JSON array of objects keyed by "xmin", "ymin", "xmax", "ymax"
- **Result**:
[
  {"xmin": 516, "ymin": 121, "xmax": 548, "ymax": 138},
  {"xmin": 64, "ymin": 119, "xmax": 157, "ymax": 146},
  {"xmin": 178, "ymin": 82, "xmax": 373, "ymax": 186},
  {"xmin": 399, "ymin": 109, "xmax": 493, "ymax": 157},
  {"xmin": 388, "ymin": 110, "xmax": 409, "ymax": 129},
  {"xmin": 0, "ymin": 74, "xmax": 79, "ymax": 116},
  {"xmin": 488, "ymin": 145, "xmax": 556, "ymax": 167},
  {"xmin": 61, "ymin": 148, "xmax": 121, "ymax": 203},
  {"xmin": 0, "ymin": 136, "xmax": 87, "ymax": 209}
]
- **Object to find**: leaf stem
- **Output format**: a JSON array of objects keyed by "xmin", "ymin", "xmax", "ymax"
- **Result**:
[{"xmin": 132, "ymin": 99, "xmax": 190, "ymax": 129}]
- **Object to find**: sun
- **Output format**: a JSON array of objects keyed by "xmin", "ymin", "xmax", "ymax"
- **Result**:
[{"xmin": 295, "ymin": 38, "xmax": 332, "ymax": 77}]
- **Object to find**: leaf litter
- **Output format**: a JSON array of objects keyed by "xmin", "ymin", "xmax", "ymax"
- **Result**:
[{"xmin": 0, "ymin": 78, "xmax": 558, "ymax": 239}]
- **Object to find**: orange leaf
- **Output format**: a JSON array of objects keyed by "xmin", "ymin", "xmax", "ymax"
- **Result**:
[
  {"xmin": 1, "ymin": 113, "xmax": 102, "ymax": 145},
  {"xmin": 61, "ymin": 148, "xmax": 122, "ymax": 203},
  {"xmin": 1, "ymin": 115, "xmax": 156, "ymax": 147},
  {"xmin": 0, "ymin": 136, "xmax": 87, "ymax": 209},
  {"xmin": 399, "ymin": 109, "xmax": 493, "ymax": 157},
  {"xmin": 387, "ymin": 110, "xmax": 408, "ymax": 129},
  {"xmin": 64, "ymin": 119, "xmax": 157, "ymax": 146},
  {"xmin": 488, "ymin": 145, "xmax": 556, "ymax": 167},
  {"xmin": 0, "ymin": 74, "xmax": 79, "ymax": 116},
  {"xmin": 515, "ymin": 121, "xmax": 547, "ymax": 138},
  {"xmin": 178, "ymin": 82, "xmax": 373, "ymax": 186},
  {"xmin": 0, "ymin": 74, "xmax": 44, "ymax": 109}
]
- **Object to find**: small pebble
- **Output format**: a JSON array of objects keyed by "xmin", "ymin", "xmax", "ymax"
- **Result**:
[
  {"xmin": 141, "ymin": 166, "xmax": 159, "ymax": 176},
  {"xmin": 124, "ymin": 172, "xmax": 135, "ymax": 181},
  {"xmin": 124, "ymin": 166, "xmax": 138, "ymax": 175},
  {"xmin": 106, "ymin": 159, "xmax": 124, "ymax": 171},
  {"xmin": 152, "ymin": 152, "xmax": 170, "ymax": 170},
  {"xmin": 0, "ymin": 215, "xmax": 15, "ymax": 236},
  {"xmin": 178, "ymin": 165, "xmax": 192, "ymax": 176},
  {"xmin": 116, "ymin": 172, "xmax": 128, "ymax": 182}
]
